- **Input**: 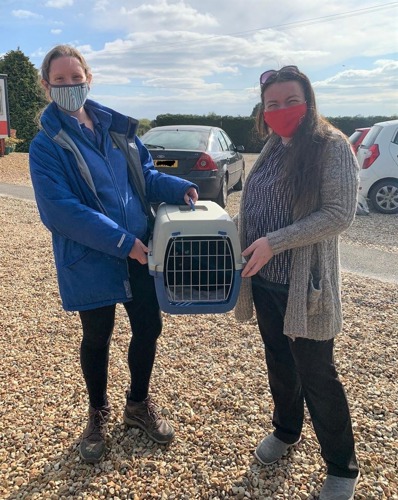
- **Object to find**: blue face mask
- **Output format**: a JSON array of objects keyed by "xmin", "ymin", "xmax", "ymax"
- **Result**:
[{"xmin": 50, "ymin": 82, "xmax": 90, "ymax": 112}]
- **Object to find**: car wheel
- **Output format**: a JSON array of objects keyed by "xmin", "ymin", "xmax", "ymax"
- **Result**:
[
  {"xmin": 233, "ymin": 166, "xmax": 245, "ymax": 191},
  {"xmin": 369, "ymin": 179, "xmax": 398, "ymax": 214},
  {"xmin": 215, "ymin": 175, "xmax": 228, "ymax": 208}
]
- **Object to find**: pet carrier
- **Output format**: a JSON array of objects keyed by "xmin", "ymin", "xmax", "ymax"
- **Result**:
[{"xmin": 148, "ymin": 201, "xmax": 244, "ymax": 314}]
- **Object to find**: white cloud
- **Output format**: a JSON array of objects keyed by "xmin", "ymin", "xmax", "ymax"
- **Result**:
[
  {"xmin": 12, "ymin": 10, "xmax": 42, "ymax": 19},
  {"xmin": 93, "ymin": 0, "xmax": 110, "ymax": 13},
  {"xmin": 75, "ymin": 1, "xmax": 397, "ymax": 118},
  {"xmin": 45, "ymin": 0, "xmax": 74, "ymax": 8},
  {"xmin": 313, "ymin": 60, "xmax": 398, "ymax": 117},
  {"xmin": 93, "ymin": 0, "xmax": 218, "ymax": 31},
  {"xmin": 81, "ymin": 0, "xmax": 397, "ymax": 84},
  {"xmin": 314, "ymin": 60, "xmax": 398, "ymax": 91},
  {"xmin": 3, "ymin": 0, "xmax": 397, "ymax": 118}
]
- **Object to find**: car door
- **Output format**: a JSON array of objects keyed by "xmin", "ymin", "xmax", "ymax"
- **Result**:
[
  {"xmin": 217, "ymin": 130, "xmax": 240, "ymax": 188},
  {"xmin": 388, "ymin": 125, "xmax": 398, "ymax": 170},
  {"xmin": 222, "ymin": 130, "xmax": 243, "ymax": 187},
  {"xmin": 212, "ymin": 129, "xmax": 229, "ymax": 182}
]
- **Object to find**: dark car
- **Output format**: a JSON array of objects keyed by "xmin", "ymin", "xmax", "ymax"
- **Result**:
[
  {"xmin": 348, "ymin": 127, "xmax": 371, "ymax": 154},
  {"xmin": 140, "ymin": 125, "xmax": 245, "ymax": 207}
]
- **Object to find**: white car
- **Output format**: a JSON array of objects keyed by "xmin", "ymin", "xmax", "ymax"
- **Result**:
[{"xmin": 357, "ymin": 119, "xmax": 398, "ymax": 214}]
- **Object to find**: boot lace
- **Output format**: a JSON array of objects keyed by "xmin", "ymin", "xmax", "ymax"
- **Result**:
[
  {"xmin": 86, "ymin": 408, "xmax": 108, "ymax": 439},
  {"xmin": 145, "ymin": 398, "xmax": 162, "ymax": 424}
]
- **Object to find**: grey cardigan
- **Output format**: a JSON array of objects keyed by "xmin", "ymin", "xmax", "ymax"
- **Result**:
[{"xmin": 235, "ymin": 133, "xmax": 359, "ymax": 340}]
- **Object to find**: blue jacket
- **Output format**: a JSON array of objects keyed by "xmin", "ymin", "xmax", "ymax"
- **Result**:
[{"xmin": 29, "ymin": 99, "xmax": 196, "ymax": 311}]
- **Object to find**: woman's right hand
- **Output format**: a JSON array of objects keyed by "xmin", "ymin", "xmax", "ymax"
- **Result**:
[
  {"xmin": 241, "ymin": 237, "xmax": 274, "ymax": 278},
  {"xmin": 129, "ymin": 238, "xmax": 149, "ymax": 264}
]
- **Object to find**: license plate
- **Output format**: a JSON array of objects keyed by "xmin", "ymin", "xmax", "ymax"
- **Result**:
[{"xmin": 154, "ymin": 159, "xmax": 178, "ymax": 168}]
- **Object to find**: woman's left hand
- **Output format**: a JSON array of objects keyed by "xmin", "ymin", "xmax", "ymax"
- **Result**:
[
  {"xmin": 241, "ymin": 237, "xmax": 274, "ymax": 278},
  {"xmin": 184, "ymin": 187, "xmax": 199, "ymax": 205}
]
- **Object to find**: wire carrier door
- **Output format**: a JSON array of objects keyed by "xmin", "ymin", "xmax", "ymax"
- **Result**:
[{"xmin": 164, "ymin": 235, "xmax": 235, "ymax": 304}]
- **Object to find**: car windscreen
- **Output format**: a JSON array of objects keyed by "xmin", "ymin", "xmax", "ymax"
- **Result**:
[
  {"xmin": 142, "ymin": 130, "xmax": 209, "ymax": 150},
  {"xmin": 360, "ymin": 125, "xmax": 381, "ymax": 148}
]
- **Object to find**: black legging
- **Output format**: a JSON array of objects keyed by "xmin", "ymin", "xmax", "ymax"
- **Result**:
[{"xmin": 79, "ymin": 259, "xmax": 162, "ymax": 408}]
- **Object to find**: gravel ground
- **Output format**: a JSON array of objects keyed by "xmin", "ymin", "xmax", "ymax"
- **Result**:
[{"xmin": 0, "ymin": 154, "xmax": 397, "ymax": 499}]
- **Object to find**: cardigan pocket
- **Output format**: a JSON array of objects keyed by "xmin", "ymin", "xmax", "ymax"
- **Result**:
[{"xmin": 307, "ymin": 273, "xmax": 322, "ymax": 315}]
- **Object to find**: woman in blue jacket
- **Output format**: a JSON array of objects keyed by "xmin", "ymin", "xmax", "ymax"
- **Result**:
[{"xmin": 29, "ymin": 45, "xmax": 198, "ymax": 464}]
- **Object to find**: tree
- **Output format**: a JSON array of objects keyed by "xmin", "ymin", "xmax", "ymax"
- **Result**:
[
  {"xmin": 137, "ymin": 118, "xmax": 152, "ymax": 137},
  {"xmin": 0, "ymin": 49, "xmax": 47, "ymax": 152}
]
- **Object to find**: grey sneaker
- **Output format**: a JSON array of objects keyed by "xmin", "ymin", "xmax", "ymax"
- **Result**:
[
  {"xmin": 79, "ymin": 405, "xmax": 110, "ymax": 464},
  {"xmin": 254, "ymin": 433, "xmax": 300, "ymax": 465},
  {"xmin": 319, "ymin": 472, "xmax": 360, "ymax": 500},
  {"xmin": 124, "ymin": 394, "xmax": 175, "ymax": 444}
]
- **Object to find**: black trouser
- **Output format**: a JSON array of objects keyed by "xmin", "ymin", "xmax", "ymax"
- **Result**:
[
  {"xmin": 252, "ymin": 276, "xmax": 359, "ymax": 478},
  {"xmin": 79, "ymin": 259, "xmax": 162, "ymax": 409}
]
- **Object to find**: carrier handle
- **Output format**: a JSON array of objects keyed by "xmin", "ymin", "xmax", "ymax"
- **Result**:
[{"xmin": 179, "ymin": 203, "xmax": 209, "ymax": 212}]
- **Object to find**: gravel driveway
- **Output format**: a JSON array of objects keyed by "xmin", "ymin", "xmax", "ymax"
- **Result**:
[{"xmin": 0, "ymin": 154, "xmax": 397, "ymax": 499}]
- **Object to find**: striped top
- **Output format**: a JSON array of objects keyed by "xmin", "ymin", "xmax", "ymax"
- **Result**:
[{"xmin": 244, "ymin": 139, "xmax": 292, "ymax": 284}]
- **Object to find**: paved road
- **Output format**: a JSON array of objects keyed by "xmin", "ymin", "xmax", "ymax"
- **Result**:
[
  {"xmin": 1, "ymin": 182, "xmax": 396, "ymax": 284},
  {"xmin": 0, "ymin": 183, "xmax": 36, "ymax": 202},
  {"xmin": 340, "ymin": 243, "xmax": 397, "ymax": 284}
]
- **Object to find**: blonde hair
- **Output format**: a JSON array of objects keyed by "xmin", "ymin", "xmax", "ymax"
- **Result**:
[{"xmin": 41, "ymin": 45, "xmax": 91, "ymax": 82}]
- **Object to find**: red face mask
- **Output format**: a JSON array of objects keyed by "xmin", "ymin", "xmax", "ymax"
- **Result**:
[{"xmin": 263, "ymin": 102, "xmax": 307, "ymax": 138}]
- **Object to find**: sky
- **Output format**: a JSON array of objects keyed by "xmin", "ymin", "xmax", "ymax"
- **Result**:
[{"xmin": 0, "ymin": 0, "xmax": 397, "ymax": 121}]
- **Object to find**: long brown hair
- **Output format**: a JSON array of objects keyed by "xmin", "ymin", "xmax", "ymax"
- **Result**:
[{"xmin": 256, "ymin": 66, "xmax": 339, "ymax": 219}]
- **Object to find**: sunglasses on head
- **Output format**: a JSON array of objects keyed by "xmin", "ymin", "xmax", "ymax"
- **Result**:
[{"xmin": 260, "ymin": 65, "xmax": 300, "ymax": 85}]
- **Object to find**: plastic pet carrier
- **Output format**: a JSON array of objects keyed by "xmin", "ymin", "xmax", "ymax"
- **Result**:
[{"xmin": 148, "ymin": 201, "xmax": 243, "ymax": 314}]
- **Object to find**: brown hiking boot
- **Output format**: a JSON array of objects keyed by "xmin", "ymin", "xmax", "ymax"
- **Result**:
[
  {"xmin": 123, "ymin": 393, "xmax": 175, "ymax": 444},
  {"xmin": 79, "ymin": 405, "xmax": 110, "ymax": 463}
]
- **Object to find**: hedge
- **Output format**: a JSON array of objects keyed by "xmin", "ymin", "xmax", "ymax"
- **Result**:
[{"xmin": 153, "ymin": 113, "xmax": 397, "ymax": 153}]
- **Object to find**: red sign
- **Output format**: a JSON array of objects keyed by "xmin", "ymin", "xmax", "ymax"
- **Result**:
[{"xmin": 0, "ymin": 75, "xmax": 10, "ymax": 139}]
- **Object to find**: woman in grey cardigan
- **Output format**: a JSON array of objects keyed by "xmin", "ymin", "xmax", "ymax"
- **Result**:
[{"xmin": 235, "ymin": 66, "xmax": 359, "ymax": 500}]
